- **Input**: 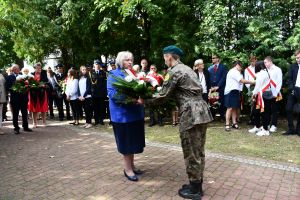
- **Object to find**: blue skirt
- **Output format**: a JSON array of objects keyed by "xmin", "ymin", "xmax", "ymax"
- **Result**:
[
  {"xmin": 112, "ymin": 120, "xmax": 145, "ymax": 154},
  {"xmin": 225, "ymin": 90, "xmax": 241, "ymax": 108}
]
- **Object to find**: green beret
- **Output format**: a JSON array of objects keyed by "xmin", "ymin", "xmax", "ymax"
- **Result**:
[{"xmin": 163, "ymin": 45, "xmax": 184, "ymax": 57}]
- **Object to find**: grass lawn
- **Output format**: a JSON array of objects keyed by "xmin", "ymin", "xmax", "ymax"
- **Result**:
[{"xmin": 98, "ymin": 118, "xmax": 300, "ymax": 165}]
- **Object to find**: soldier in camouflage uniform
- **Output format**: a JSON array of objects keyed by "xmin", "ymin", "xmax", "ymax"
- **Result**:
[{"xmin": 151, "ymin": 45, "xmax": 213, "ymax": 199}]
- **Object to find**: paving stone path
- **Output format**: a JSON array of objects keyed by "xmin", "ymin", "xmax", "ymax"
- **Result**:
[{"xmin": 0, "ymin": 120, "xmax": 299, "ymax": 200}]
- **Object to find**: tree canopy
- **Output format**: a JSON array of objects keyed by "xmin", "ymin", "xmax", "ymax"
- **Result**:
[{"xmin": 0, "ymin": 0, "xmax": 300, "ymax": 71}]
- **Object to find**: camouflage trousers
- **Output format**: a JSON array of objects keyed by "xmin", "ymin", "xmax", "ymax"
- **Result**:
[{"xmin": 180, "ymin": 123, "xmax": 207, "ymax": 182}]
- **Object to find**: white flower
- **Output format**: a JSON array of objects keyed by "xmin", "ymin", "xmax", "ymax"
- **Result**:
[
  {"xmin": 16, "ymin": 75, "xmax": 24, "ymax": 81},
  {"xmin": 138, "ymin": 80, "xmax": 145, "ymax": 85},
  {"xmin": 157, "ymin": 86, "xmax": 162, "ymax": 92},
  {"xmin": 124, "ymin": 76, "xmax": 133, "ymax": 82}
]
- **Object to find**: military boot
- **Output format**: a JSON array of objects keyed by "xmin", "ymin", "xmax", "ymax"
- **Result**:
[
  {"xmin": 181, "ymin": 179, "xmax": 203, "ymax": 195},
  {"xmin": 178, "ymin": 181, "xmax": 202, "ymax": 199}
]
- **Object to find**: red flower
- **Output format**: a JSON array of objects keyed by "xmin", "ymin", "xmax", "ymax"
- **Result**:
[{"xmin": 24, "ymin": 80, "xmax": 29, "ymax": 85}]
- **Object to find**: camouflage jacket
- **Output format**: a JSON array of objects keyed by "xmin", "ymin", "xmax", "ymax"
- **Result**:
[{"xmin": 155, "ymin": 61, "xmax": 213, "ymax": 132}]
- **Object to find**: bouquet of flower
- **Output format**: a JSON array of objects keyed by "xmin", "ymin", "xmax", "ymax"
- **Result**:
[
  {"xmin": 57, "ymin": 80, "xmax": 67, "ymax": 94},
  {"xmin": 112, "ymin": 68, "xmax": 160, "ymax": 104},
  {"xmin": 12, "ymin": 75, "xmax": 45, "ymax": 93},
  {"xmin": 208, "ymin": 91, "xmax": 220, "ymax": 109}
]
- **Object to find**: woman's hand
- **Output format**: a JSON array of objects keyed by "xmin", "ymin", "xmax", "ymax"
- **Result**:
[{"xmin": 136, "ymin": 97, "xmax": 144, "ymax": 105}]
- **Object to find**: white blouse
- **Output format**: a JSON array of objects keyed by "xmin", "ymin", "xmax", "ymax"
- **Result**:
[
  {"xmin": 252, "ymin": 70, "xmax": 270, "ymax": 95},
  {"xmin": 65, "ymin": 79, "xmax": 79, "ymax": 100}
]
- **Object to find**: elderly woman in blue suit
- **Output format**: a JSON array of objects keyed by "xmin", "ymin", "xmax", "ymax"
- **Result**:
[{"xmin": 107, "ymin": 51, "xmax": 145, "ymax": 182}]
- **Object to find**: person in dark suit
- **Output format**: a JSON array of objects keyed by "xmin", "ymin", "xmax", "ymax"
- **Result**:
[
  {"xmin": 285, "ymin": 50, "xmax": 300, "ymax": 136},
  {"xmin": 55, "ymin": 64, "xmax": 71, "ymax": 120},
  {"xmin": 208, "ymin": 54, "xmax": 228, "ymax": 120},
  {"xmin": 194, "ymin": 59, "xmax": 211, "ymax": 102},
  {"xmin": 90, "ymin": 60, "xmax": 107, "ymax": 125},
  {"xmin": 5, "ymin": 64, "xmax": 32, "ymax": 134}
]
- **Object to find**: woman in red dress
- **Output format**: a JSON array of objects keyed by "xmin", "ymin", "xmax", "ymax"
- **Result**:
[{"xmin": 28, "ymin": 63, "xmax": 49, "ymax": 128}]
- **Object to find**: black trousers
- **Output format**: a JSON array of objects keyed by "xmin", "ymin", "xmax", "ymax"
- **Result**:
[
  {"xmin": 92, "ymin": 97, "xmax": 106, "ymax": 124},
  {"xmin": 63, "ymin": 94, "xmax": 71, "ymax": 118},
  {"xmin": 70, "ymin": 99, "xmax": 79, "ymax": 121},
  {"xmin": 11, "ymin": 98, "xmax": 29, "ymax": 131},
  {"xmin": 271, "ymin": 99, "xmax": 279, "ymax": 127},
  {"xmin": 261, "ymin": 98, "xmax": 274, "ymax": 130},
  {"xmin": 48, "ymin": 93, "xmax": 54, "ymax": 117},
  {"xmin": 83, "ymin": 98, "xmax": 93, "ymax": 124},
  {"xmin": 54, "ymin": 96, "xmax": 64, "ymax": 120},
  {"xmin": 286, "ymin": 94, "xmax": 300, "ymax": 131},
  {"xmin": 2, "ymin": 102, "xmax": 7, "ymax": 120}
]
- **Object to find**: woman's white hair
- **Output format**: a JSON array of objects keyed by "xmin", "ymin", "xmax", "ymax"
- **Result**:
[{"xmin": 115, "ymin": 51, "xmax": 133, "ymax": 68}]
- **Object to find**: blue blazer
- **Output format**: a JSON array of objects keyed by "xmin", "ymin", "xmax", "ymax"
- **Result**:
[
  {"xmin": 107, "ymin": 67, "xmax": 144, "ymax": 123},
  {"xmin": 208, "ymin": 63, "xmax": 227, "ymax": 90}
]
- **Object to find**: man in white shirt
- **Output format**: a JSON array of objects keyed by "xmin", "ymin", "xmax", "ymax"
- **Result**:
[
  {"xmin": 264, "ymin": 56, "xmax": 283, "ymax": 133},
  {"xmin": 194, "ymin": 59, "xmax": 210, "ymax": 102}
]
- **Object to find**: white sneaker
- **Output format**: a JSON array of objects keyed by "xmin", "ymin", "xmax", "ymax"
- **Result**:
[
  {"xmin": 269, "ymin": 125, "xmax": 277, "ymax": 133},
  {"xmin": 256, "ymin": 129, "xmax": 270, "ymax": 136},
  {"xmin": 249, "ymin": 126, "xmax": 260, "ymax": 134}
]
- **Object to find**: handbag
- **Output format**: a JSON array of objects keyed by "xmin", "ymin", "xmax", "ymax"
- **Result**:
[
  {"xmin": 262, "ymin": 90, "xmax": 273, "ymax": 99},
  {"xmin": 262, "ymin": 69, "xmax": 274, "ymax": 100}
]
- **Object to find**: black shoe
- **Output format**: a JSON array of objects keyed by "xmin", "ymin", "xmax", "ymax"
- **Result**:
[
  {"xmin": 50, "ymin": 115, "xmax": 54, "ymax": 119},
  {"xmin": 283, "ymin": 129, "xmax": 295, "ymax": 135},
  {"xmin": 178, "ymin": 181, "xmax": 203, "ymax": 199},
  {"xmin": 59, "ymin": 118, "xmax": 64, "ymax": 121},
  {"xmin": 24, "ymin": 128, "xmax": 33, "ymax": 132},
  {"xmin": 124, "ymin": 170, "xmax": 138, "ymax": 182},
  {"xmin": 14, "ymin": 130, "xmax": 20, "ymax": 134},
  {"xmin": 133, "ymin": 169, "xmax": 144, "ymax": 175},
  {"xmin": 148, "ymin": 122, "xmax": 156, "ymax": 127}
]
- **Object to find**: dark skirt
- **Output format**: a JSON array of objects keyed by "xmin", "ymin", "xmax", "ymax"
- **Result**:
[
  {"xmin": 112, "ymin": 120, "xmax": 145, "ymax": 155},
  {"xmin": 224, "ymin": 90, "xmax": 240, "ymax": 109}
]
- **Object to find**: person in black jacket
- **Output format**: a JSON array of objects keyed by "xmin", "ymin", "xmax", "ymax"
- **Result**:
[
  {"xmin": 285, "ymin": 50, "xmax": 300, "ymax": 136},
  {"xmin": 5, "ymin": 64, "xmax": 32, "ymax": 134},
  {"xmin": 90, "ymin": 60, "xmax": 107, "ymax": 125},
  {"xmin": 78, "ymin": 65, "xmax": 93, "ymax": 128},
  {"xmin": 194, "ymin": 59, "xmax": 211, "ymax": 102},
  {"xmin": 55, "ymin": 64, "xmax": 71, "ymax": 120}
]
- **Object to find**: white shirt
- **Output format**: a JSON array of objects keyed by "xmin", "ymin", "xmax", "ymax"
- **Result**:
[
  {"xmin": 65, "ymin": 79, "xmax": 78, "ymax": 100},
  {"xmin": 244, "ymin": 65, "xmax": 256, "ymax": 89},
  {"xmin": 79, "ymin": 77, "xmax": 91, "ymax": 98},
  {"xmin": 268, "ymin": 64, "xmax": 282, "ymax": 97},
  {"xmin": 295, "ymin": 64, "xmax": 300, "ymax": 87},
  {"xmin": 198, "ymin": 72, "xmax": 207, "ymax": 94},
  {"xmin": 224, "ymin": 68, "xmax": 243, "ymax": 95},
  {"xmin": 252, "ymin": 70, "xmax": 270, "ymax": 95}
]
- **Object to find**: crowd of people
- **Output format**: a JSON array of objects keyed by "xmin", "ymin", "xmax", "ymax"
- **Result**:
[{"xmin": 1, "ymin": 50, "xmax": 300, "ymax": 137}]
